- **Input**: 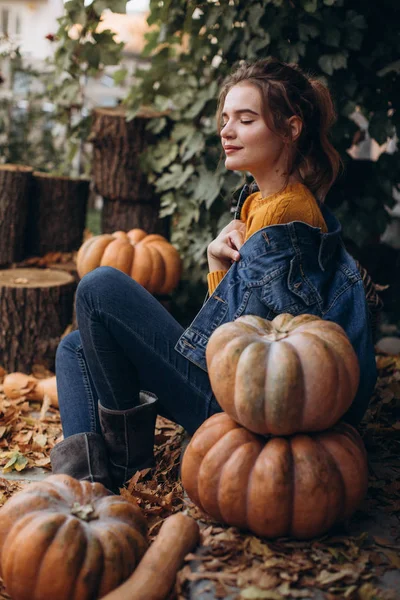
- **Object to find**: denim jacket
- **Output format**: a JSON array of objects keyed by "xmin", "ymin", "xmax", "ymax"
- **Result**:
[{"xmin": 175, "ymin": 199, "xmax": 377, "ymax": 426}]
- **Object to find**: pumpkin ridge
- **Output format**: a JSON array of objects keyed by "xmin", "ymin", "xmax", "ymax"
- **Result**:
[
  {"xmin": 243, "ymin": 440, "xmax": 265, "ymax": 529},
  {"xmin": 287, "ymin": 437, "xmax": 295, "ymax": 538},
  {"xmin": 91, "ymin": 523, "xmax": 125, "ymax": 597},
  {"xmin": 283, "ymin": 333, "xmax": 339, "ymax": 430},
  {"xmin": 314, "ymin": 437, "xmax": 347, "ymax": 523},
  {"xmin": 218, "ymin": 441, "xmax": 260, "ymax": 528},
  {"xmin": 5, "ymin": 512, "xmax": 66, "ymax": 600},
  {"xmin": 235, "ymin": 341, "xmax": 269, "ymax": 431},
  {"xmin": 92, "ymin": 522, "xmax": 142, "ymax": 581},
  {"xmin": 198, "ymin": 428, "xmax": 253, "ymax": 520},
  {"xmin": 296, "ymin": 328, "xmax": 357, "ymax": 418},
  {"xmin": 34, "ymin": 515, "xmax": 88, "ymax": 600},
  {"xmin": 264, "ymin": 340, "xmax": 305, "ymax": 435},
  {"xmin": 321, "ymin": 425, "xmax": 368, "ymax": 519},
  {"xmin": 71, "ymin": 525, "xmax": 103, "ymax": 600}
]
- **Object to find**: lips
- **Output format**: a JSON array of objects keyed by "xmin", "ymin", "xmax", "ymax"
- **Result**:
[{"xmin": 224, "ymin": 146, "xmax": 243, "ymax": 154}]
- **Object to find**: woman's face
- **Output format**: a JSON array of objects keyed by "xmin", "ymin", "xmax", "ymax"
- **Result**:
[{"xmin": 220, "ymin": 82, "xmax": 286, "ymax": 177}]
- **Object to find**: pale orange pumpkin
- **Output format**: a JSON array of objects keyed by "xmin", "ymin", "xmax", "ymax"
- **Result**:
[
  {"xmin": 76, "ymin": 229, "xmax": 182, "ymax": 295},
  {"xmin": 182, "ymin": 412, "xmax": 368, "ymax": 539},
  {"xmin": 206, "ymin": 313, "xmax": 360, "ymax": 436},
  {"xmin": 0, "ymin": 474, "xmax": 148, "ymax": 600}
]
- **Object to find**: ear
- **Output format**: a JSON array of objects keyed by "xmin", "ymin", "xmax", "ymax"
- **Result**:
[{"xmin": 288, "ymin": 116, "xmax": 302, "ymax": 141}]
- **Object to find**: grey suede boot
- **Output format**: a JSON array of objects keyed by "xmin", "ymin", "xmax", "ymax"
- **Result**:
[
  {"xmin": 50, "ymin": 432, "xmax": 115, "ymax": 492},
  {"xmin": 98, "ymin": 391, "xmax": 158, "ymax": 489}
]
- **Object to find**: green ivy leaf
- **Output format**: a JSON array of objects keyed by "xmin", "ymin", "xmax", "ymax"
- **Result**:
[
  {"xmin": 156, "ymin": 164, "xmax": 195, "ymax": 192},
  {"xmin": 325, "ymin": 27, "xmax": 340, "ymax": 48},
  {"xmin": 303, "ymin": 0, "xmax": 318, "ymax": 14},
  {"xmin": 369, "ymin": 111, "xmax": 395, "ymax": 145},
  {"xmin": 318, "ymin": 54, "xmax": 334, "ymax": 75},
  {"xmin": 93, "ymin": 0, "xmax": 127, "ymax": 16},
  {"xmin": 113, "ymin": 68, "xmax": 128, "ymax": 85},
  {"xmin": 298, "ymin": 23, "xmax": 320, "ymax": 42},
  {"xmin": 146, "ymin": 140, "xmax": 179, "ymax": 172}
]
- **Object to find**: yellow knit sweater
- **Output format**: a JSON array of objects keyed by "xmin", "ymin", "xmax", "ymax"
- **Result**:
[{"xmin": 207, "ymin": 183, "xmax": 328, "ymax": 295}]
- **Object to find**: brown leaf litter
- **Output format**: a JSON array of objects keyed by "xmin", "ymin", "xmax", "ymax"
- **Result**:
[{"xmin": 0, "ymin": 351, "xmax": 399, "ymax": 599}]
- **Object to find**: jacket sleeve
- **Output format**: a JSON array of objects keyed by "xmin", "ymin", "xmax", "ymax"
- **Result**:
[{"xmin": 324, "ymin": 280, "xmax": 377, "ymax": 426}]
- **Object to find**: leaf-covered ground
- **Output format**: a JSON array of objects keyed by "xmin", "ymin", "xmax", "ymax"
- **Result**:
[{"xmin": 0, "ymin": 352, "xmax": 399, "ymax": 599}]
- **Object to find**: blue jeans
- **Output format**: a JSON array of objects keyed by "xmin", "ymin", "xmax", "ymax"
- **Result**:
[{"xmin": 56, "ymin": 267, "xmax": 221, "ymax": 438}]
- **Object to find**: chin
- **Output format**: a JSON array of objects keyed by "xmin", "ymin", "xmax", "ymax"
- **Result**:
[{"xmin": 225, "ymin": 157, "xmax": 246, "ymax": 172}]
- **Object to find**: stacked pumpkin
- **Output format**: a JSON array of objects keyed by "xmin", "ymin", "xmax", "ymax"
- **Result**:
[
  {"xmin": 76, "ymin": 229, "xmax": 182, "ymax": 295},
  {"xmin": 181, "ymin": 313, "xmax": 368, "ymax": 539}
]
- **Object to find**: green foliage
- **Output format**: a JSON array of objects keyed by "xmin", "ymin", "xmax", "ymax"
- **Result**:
[
  {"xmin": 0, "ymin": 36, "xmax": 59, "ymax": 169},
  {"xmin": 0, "ymin": 2, "xmax": 127, "ymax": 175},
  {"xmin": 46, "ymin": 0, "xmax": 127, "ymax": 176},
  {"xmin": 126, "ymin": 0, "xmax": 399, "ymax": 318}
]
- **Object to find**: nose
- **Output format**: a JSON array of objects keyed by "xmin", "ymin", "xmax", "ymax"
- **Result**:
[{"xmin": 221, "ymin": 120, "xmax": 236, "ymax": 141}]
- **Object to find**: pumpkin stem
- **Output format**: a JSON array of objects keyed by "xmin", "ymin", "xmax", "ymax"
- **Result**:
[
  {"xmin": 71, "ymin": 502, "xmax": 98, "ymax": 521},
  {"xmin": 264, "ymin": 331, "xmax": 289, "ymax": 341}
]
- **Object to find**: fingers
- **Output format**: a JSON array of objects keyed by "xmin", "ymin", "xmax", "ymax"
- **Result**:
[
  {"xmin": 207, "ymin": 220, "xmax": 246, "ymax": 271},
  {"xmin": 227, "ymin": 229, "xmax": 244, "ymax": 251},
  {"xmin": 216, "ymin": 239, "xmax": 240, "ymax": 262}
]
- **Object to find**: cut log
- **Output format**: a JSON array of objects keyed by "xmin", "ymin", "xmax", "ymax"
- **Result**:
[
  {"xmin": 101, "ymin": 198, "xmax": 170, "ymax": 238},
  {"xmin": 0, "ymin": 164, "xmax": 33, "ymax": 266},
  {"xmin": 26, "ymin": 173, "xmax": 89, "ymax": 256},
  {"xmin": 90, "ymin": 107, "xmax": 163, "ymax": 204},
  {"xmin": 0, "ymin": 268, "xmax": 76, "ymax": 372}
]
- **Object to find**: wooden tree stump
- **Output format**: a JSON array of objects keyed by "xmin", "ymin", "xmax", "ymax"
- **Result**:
[
  {"xmin": 101, "ymin": 198, "xmax": 170, "ymax": 239},
  {"xmin": 0, "ymin": 165, "xmax": 33, "ymax": 266},
  {"xmin": 0, "ymin": 268, "xmax": 76, "ymax": 372},
  {"xmin": 90, "ymin": 107, "xmax": 164, "ymax": 203},
  {"xmin": 26, "ymin": 173, "xmax": 90, "ymax": 256}
]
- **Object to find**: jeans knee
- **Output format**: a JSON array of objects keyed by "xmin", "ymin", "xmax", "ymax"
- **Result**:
[
  {"xmin": 56, "ymin": 330, "xmax": 81, "ymax": 366},
  {"xmin": 76, "ymin": 266, "xmax": 123, "ymax": 312},
  {"xmin": 77, "ymin": 266, "xmax": 117, "ymax": 299}
]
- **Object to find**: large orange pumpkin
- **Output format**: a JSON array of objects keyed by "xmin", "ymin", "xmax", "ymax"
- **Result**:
[
  {"xmin": 0, "ymin": 474, "xmax": 148, "ymax": 600},
  {"xmin": 182, "ymin": 412, "xmax": 368, "ymax": 539},
  {"xmin": 76, "ymin": 229, "xmax": 182, "ymax": 295},
  {"xmin": 206, "ymin": 313, "xmax": 360, "ymax": 436}
]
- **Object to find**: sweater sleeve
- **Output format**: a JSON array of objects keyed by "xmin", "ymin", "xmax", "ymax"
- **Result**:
[{"xmin": 207, "ymin": 271, "xmax": 227, "ymax": 295}]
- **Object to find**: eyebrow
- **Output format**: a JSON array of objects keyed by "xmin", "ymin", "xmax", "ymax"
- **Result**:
[{"xmin": 221, "ymin": 109, "xmax": 260, "ymax": 117}]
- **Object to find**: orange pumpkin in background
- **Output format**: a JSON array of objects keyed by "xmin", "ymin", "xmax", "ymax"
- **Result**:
[
  {"xmin": 181, "ymin": 412, "xmax": 368, "ymax": 540},
  {"xmin": 206, "ymin": 313, "xmax": 360, "ymax": 436},
  {"xmin": 76, "ymin": 229, "xmax": 182, "ymax": 295}
]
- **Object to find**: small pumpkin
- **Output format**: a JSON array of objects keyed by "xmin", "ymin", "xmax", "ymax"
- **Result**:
[
  {"xmin": 182, "ymin": 412, "xmax": 368, "ymax": 539},
  {"xmin": 3, "ymin": 372, "xmax": 58, "ymax": 407},
  {"xmin": 206, "ymin": 313, "xmax": 360, "ymax": 436},
  {"xmin": 0, "ymin": 474, "xmax": 148, "ymax": 600},
  {"xmin": 76, "ymin": 229, "xmax": 182, "ymax": 295}
]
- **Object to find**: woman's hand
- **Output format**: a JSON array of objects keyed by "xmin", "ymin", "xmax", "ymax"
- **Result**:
[{"xmin": 207, "ymin": 220, "xmax": 246, "ymax": 272}]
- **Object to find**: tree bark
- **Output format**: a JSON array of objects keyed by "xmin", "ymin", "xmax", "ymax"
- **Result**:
[
  {"xmin": 26, "ymin": 173, "xmax": 90, "ymax": 256},
  {"xmin": 0, "ymin": 165, "xmax": 33, "ymax": 266},
  {"xmin": 90, "ymin": 107, "xmax": 162, "ymax": 204},
  {"xmin": 0, "ymin": 268, "xmax": 76, "ymax": 372},
  {"xmin": 101, "ymin": 198, "xmax": 170, "ymax": 239}
]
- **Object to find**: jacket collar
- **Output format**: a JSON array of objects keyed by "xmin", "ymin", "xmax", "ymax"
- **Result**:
[{"xmin": 233, "ymin": 183, "xmax": 343, "ymax": 272}]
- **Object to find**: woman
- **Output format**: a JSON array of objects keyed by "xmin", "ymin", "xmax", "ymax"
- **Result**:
[{"xmin": 51, "ymin": 58, "xmax": 377, "ymax": 493}]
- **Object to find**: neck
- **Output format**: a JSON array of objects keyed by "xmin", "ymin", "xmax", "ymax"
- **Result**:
[{"xmin": 252, "ymin": 167, "xmax": 301, "ymax": 199}]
